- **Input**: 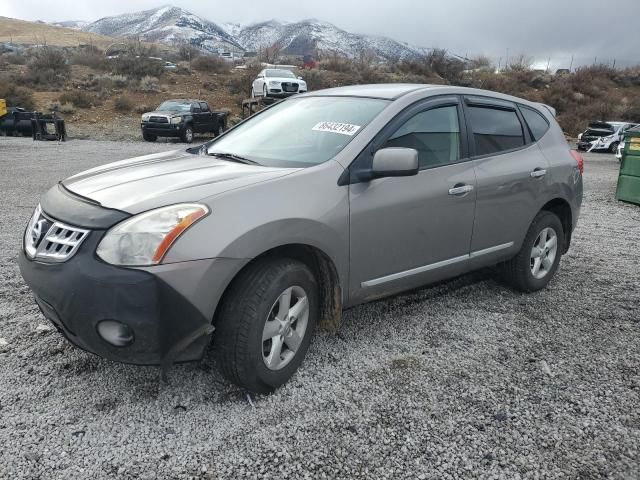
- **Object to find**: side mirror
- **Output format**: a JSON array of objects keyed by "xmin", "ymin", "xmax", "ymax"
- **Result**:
[
  {"xmin": 297, "ymin": 76, "xmax": 303, "ymax": 80},
  {"xmin": 370, "ymin": 148, "xmax": 419, "ymax": 179}
]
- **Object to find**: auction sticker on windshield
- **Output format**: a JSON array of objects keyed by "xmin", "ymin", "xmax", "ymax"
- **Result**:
[{"xmin": 312, "ymin": 122, "xmax": 361, "ymax": 136}]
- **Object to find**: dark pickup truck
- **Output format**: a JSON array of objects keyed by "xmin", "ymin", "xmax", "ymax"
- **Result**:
[{"xmin": 140, "ymin": 99, "xmax": 228, "ymax": 143}]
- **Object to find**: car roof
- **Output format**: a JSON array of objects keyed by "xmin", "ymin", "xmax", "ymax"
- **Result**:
[
  {"xmin": 164, "ymin": 99, "xmax": 205, "ymax": 103},
  {"xmin": 304, "ymin": 84, "xmax": 555, "ymax": 113}
]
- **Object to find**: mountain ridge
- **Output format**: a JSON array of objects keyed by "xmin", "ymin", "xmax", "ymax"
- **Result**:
[{"xmin": 80, "ymin": 5, "xmax": 427, "ymax": 60}]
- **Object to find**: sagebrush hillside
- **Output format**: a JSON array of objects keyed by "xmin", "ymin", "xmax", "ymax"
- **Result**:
[{"xmin": 1, "ymin": 38, "xmax": 639, "ymax": 141}]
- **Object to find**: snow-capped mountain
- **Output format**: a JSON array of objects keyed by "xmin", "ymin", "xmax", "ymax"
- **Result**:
[
  {"xmin": 234, "ymin": 19, "xmax": 427, "ymax": 60},
  {"xmin": 80, "ymin": 5, "xmax": 426, "ymax": 60},
  {"xmin": 85, "ymin": 5, "xmax": 243, "ymax": 53}
]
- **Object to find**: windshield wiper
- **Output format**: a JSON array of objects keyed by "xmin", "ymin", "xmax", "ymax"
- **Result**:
[{"xmin": 208, "ymin": 152, "xmax": 259, "ymax": 165}]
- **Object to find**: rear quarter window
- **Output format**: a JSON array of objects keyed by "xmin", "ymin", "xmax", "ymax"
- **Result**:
[{"xmin": 520, "ymin": 106, "xmax": 550, "ymax": 141}]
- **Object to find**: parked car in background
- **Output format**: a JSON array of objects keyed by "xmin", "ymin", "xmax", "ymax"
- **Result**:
[
  {"xmin": 140, "ymin": 99, "xmax": 227, "ymax": 143},
  {"xmin": 577, "ymin": 121, "xmax": 637, "ymax": 152},
  {"xmin": 616, "ymin": 124, "xmax": 640, "ymax": 161},
  {"xmin": 20, "ymin": 84, "xmax": 583, "ymax": 393},
  {"xmin": 251, "ymin": 68, "xmax": 308, "ymax": 98}
]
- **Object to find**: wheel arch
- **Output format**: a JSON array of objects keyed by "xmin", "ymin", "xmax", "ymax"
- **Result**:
[
  {"xmin": 540, "ymin": 197, "xmax": 573, "ymax": 254},
  {"xmin": 213, "ymin": 243, "xmax": 343, "ymax": 332}
]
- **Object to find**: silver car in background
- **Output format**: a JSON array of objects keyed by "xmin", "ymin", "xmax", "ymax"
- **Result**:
[{"xmin": 19, "ymin": 84, "xmax": 583, "ymax": 393}]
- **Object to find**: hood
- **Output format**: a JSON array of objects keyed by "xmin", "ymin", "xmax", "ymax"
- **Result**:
[
  {"xmin": 144, "ymin": 111, "xmax": 184, "ymax": 118},
  {"xmin": 63, "ymin": 149, "xmax": 296, "ymax": 214},
  {"xmin": 269, "ymin": 77, "xmax": 306, "ymax": 84}
]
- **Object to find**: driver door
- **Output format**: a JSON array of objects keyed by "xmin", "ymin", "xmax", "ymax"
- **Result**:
[{"xmin": 348, "ymin": 97, "xmax": 477, "ymax": 302}]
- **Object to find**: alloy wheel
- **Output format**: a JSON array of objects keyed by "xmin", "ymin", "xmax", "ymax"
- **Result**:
[
  {"xmin": 262, "ymin": 286, "xmax": 309, "ymax": 371},
  {"xmin": 530, "ymin": 227, "xmax": 558, "ymax": 280}
]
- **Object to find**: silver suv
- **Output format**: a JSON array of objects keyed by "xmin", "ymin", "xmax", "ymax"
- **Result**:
[{"xmin": 19, "ymin": 84, "xmax": 583, "ymax": 393}]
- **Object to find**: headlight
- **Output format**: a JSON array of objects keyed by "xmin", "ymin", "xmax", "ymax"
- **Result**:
[
  {"xmin": 96, "ymin": 204, "xmax": 209, "ymax": 266},
  {"xmin": 141, "ymin": 114, "xmax": 151, "ymax": 122},
  {"xmin": 170, "ymin": 117, "xmax": 183, "ymax": 125},
  {"xmin": 269, "ymin": 81, "xmax": 280, "ymax": 86}
]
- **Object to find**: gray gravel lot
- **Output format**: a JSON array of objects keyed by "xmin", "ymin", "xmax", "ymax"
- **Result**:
[{"xmin": 0, "ymin": 137, "xmax": 639, "ymax": 479}]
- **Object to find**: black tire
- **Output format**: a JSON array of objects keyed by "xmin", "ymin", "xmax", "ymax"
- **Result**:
[
  {"xmin": 181, "ymin": 125, "xmax": 194, "ymax": 143},
  {"xmin": 609, "ymin": 142, "xmax": 619, "ymax": 153},
  {"xmin": 214, "ymin": 258, "xmax": 318, "ymax": 393},
  {"xmin": 142, "ymin": 132, "xmax": 157, "ymax": 142},
  {"xmin": 501, "ymin": 211, "xmax": 564, "ymax": 293}
]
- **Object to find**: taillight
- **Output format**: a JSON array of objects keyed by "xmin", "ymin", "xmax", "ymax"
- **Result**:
[{"xmin": 570, "ymin": 150, "xmax": 584, "ymax": 175}]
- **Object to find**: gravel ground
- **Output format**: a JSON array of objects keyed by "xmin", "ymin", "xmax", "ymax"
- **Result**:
[{"xmin": 0, "ymin": 138, "xmax": 639, "ymax": 479}]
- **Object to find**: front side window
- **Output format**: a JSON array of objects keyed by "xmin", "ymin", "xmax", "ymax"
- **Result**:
[
  {"xmin": 207, "ymin": 97, "xmax": 389, "ymax": 167},
  {"xmin": 468, "ymin": 106, "xmax": 525, "ymax": 156},
  {"xmin": 520, "ymin": 106, "xmax": 550, "ymax": 141},
  {"xmin": 382, "ymin": 105, "xmax": 461, "ymax": 169}
]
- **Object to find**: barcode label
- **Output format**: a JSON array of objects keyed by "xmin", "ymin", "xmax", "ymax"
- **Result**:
[{"xmin": 312, "ymin": 122, "xmax": 361, "ymax": 136}]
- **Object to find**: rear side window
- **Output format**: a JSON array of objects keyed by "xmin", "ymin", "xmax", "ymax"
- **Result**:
[
  {"xmin": 467, "ymin": 106, "xmax": 524, "ymax": 156},
  {"xmin": 520, "ymin": 106, "xmax": 550, "ymax": 141},
  {"xmin": 199, "ymin": 102, "xmax": 210, "ymax": 112},
  {"xmin": 383, "ymin": 105, "xmax": 461, "ymax": 169}
]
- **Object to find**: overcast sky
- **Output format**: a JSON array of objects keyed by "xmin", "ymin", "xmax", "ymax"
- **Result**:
[{"xmin": 1, "ymin": 0, "xmax": 638, "ymax": 68}]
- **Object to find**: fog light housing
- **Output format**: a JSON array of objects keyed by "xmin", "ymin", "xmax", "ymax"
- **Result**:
[{"xmin": 97, "ymin": 320, "xmax": 134, "ymax": 347}]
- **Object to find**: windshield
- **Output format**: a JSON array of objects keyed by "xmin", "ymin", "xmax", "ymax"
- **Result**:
[
  {"xmin": 266, "ymin": 69, "xmax": 296, "ymax": 78},
  {"xmin": 157, "ymin": 101, "xmax": 191, "ymax": 112},
  {"xmin": 207, "ymin": 97, "xmax": 389, "ymax": 167}
]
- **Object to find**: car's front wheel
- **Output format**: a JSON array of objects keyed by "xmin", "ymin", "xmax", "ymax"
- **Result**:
[
  {"xmin": 214, "ymin": 258, "xmax": 318, "ymax": 393},
  {"xmin": 142, "ymin": 132, "xmax": 157, "ymax": 142},
  {"xmin": 609, "ymin": 141, "xmax": 619, "ymax": 153},
  {"xmin": 181, "ymin": 125, "xmax": 193, "ymax": 143},
  {"xmin": 501, "ymin": 211, "xmax": 564, "ymax": 292}
]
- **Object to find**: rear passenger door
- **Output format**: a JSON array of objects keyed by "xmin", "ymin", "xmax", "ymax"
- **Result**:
[{"xmin": 463, "ymin": 96, "xmax": 550, "ymax": 260}]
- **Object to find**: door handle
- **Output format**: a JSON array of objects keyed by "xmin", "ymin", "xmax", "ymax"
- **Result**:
[
  {"xmin": 448, "ymin": 184, "xmax": 474, "ymax": 196},
  {"xmin": 530, "ymin": 168, "xmax": 547, "ymax": 178}
]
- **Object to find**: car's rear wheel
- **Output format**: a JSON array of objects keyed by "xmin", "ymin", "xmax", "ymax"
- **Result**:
[
  {"xmin": 214, "ymin": 258, "xmax": 318, "ymax": 393},
  {"xmin": 142, "ymin": 132, "xmax": 157, "ymax": 142},
  {"xmin": 501, "ymin": 211, "xmax": 564, "ymax": 292},
  {"xmin": 181, "ymin": 125, "xmax": 193, "ymax": 143}
]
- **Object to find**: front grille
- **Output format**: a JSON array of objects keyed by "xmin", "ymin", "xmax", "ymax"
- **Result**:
[
  {"xmin": 281, "ymin": 82, "xmax": 299, "ymax": 93},
  {"xmin": 150, "ymin": 116, "xmax": 169, "ymax": 123},
  {"xmin": 24, "ymin": 206, "xmax": 89, "ymax": 263}
]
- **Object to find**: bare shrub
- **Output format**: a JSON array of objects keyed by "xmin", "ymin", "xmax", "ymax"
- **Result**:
[
  {"xmin": 47, "ymin": 101, "xmax": 75, "ymax": 114},
  {"xmin": 0, "ymin": 83, "xmax": 35, "ymax": 109},
  {"xmin": 137, "ymin": 76, "xmax": 160, "ymax": 92},
  {"xmin": 226, "ymin": 63, "xmax": 262, "ymax": 95},
  {"xmin": 426, "ymin": 49, "xmax": 465, "ymax": 84},
  {"xmin": 59, "ymin": 91, "xmax": 99, "ymax": 108},
  {"xmin": 192, "ymin": 55, "xmax": 230, "ymax": 73},
  {"xmin": 2, "ymin": 53, "xmax": 27, "ymax": 65},
  {"xmin": 135, "ymin": 104, "xmax": 156, "ymax": 114},
  {"xmin": 177, "ymin": 42, "xmax": 200, "ymax": 62},
  {"xmin": 112, "ymin": 56, "xmax": 164, "ymax": 79},
  {"xmin": 113, "ymin": 96, "xmax": 134, "ymax": 112},
  {"xmin": 300, "ymin": 70, "xmax": 332, "ymax": 91},
  {"xmin": 25, "ymin": 47, "xmax": 70, "ymax": 86},
  {"xmin": 72, "ymin": 50, "xmax": 110, "ymax": 70},
  {"xmin": 320, "ymin": 54, "xmax": 354, "ymax": 73}
]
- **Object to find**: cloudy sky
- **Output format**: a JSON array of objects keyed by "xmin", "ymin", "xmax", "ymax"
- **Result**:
[{"xmin": 1, "ymin": 0, "xmax": 637, "ymax": 68}]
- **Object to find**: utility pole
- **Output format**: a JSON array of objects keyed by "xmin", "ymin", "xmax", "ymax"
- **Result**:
[
  {"xmin": 569, "ymin": 55, "xmax": 574, "ymax": 72},
  {"xmin": 612, "ymin": 58, "xmax": 616, "ymax": 69},
  {"xmin": 546, "ymin": 56, "xmax": 551, "ymax": 73}
]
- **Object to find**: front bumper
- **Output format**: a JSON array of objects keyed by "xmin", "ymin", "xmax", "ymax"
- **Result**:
[
  {"xmin": 141, "ymin": 122, "xmax": 185, "ymax": 138},
  {"xmin": 267, "ymin": 89, "xmax": 305, "ymax": 98},
  {"xmin": 19, "ymin": 230, "xmax": 243, "ymax": 366}
]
